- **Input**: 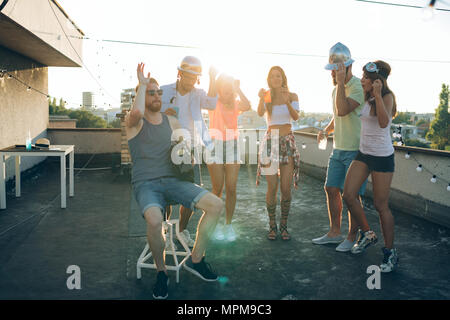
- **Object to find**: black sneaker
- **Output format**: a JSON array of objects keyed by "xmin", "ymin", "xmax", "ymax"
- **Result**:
[
  {"xmin": 183, "ymin": 256, "xmax": 219, "ymax": 282},
  {"xmin": 380, "ymin": 247, "xmax": 399, "ymax": 273},
  {"xmin": 152, "ymin": 271, "xmax": 169, "ymax": 300}
]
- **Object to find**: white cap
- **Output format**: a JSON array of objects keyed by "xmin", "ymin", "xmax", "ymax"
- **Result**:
[{"xmin": 177, "ymin": 56, "xmax": 202, "ymax": 75}]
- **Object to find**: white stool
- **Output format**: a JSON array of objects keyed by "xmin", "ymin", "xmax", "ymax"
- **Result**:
[{"xmin": 136, "ymin": 219, "xmax": 191, "ymax": 283}]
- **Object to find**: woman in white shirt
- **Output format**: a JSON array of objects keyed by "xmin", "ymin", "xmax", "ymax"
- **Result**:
[
  {"xmin": 257, "ymin": 66, "xmax": 300, "ymax": 241},
  {"xmin": 343, "ymin": 60, "xmax": 398, "ymax": 273}
]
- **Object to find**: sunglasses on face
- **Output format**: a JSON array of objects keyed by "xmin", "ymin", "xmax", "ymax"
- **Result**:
[
  {"xmin": 364, "ymin": 62, "xmax": 379, "ymax": 74},
  {"xmin": 147, "ymin": 89, "xmax": 163, "ymax": 96}
]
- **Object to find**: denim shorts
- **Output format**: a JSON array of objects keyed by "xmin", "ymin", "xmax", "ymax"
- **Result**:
[
  {"xmin": 355, "ymin": 151, "xmax": 395, "ymax": 173},
  {"xmin": 325, "ymin": 149, "xmax": 367, "ymax": 195},
  {"xmin": 132, "ymin": 177, "xmax": 209, "ymax": 217}
]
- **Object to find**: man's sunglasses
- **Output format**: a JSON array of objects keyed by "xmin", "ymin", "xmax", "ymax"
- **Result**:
[
  {"xmin": 147, "ymin": 89, "xmax": 163, "ymax": 96},
  {"xmin": 364, "ymin": 62, "xmax": 379, "ymax": 74}
]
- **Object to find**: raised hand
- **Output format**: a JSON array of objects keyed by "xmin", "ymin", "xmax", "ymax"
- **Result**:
[
  {"xmin": 335, "ymin": 63, "xmax": 346, "ymax": 85},
  {"xmin": 137, "ymin": 63, "xmax": 150, "ymax": 86},
  {"xmin": 372, "ymin": 79, "xmax": 383, "ymax": 97},
  {"xmin": 164, "ymin": 108, "xmax": 178, "ymax": 117},
  {"xmin": 209, "ymin": 66, "xmax": 218, "ymax": 80},
  {"xmin": 258, "ymin": 88, "xmax": 266, "ymax": 99}
]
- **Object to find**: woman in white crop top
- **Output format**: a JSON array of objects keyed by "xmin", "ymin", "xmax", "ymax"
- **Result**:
[
  {"xmin": 256, "ymin": 66, "xmax": 301, "ymax": 241},
  {"xmin": 342, "ymin": 60, "xmax": 399, "ymax": 272}
]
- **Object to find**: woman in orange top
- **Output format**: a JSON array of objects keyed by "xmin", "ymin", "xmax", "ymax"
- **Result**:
[{"xmin": 208, "ymin": 74, "xmax": 251, "ymax": 241}]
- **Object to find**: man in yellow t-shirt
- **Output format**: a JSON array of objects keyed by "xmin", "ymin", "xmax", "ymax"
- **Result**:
[{"xmin": 312, "ymin": 42, "xmax": 368, "ymax": 252}]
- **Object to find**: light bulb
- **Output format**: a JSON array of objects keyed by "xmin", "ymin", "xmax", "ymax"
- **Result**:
[
  {"xmin": 422, "ymin": 5, "xmax": 436, "ymax": 21},
  {"xmin": 416, "ymin": 165, "xmax": 423, "ymax": 172},
  {"xmin": 27, "ymin": 86, "xmax": 31, "ymax": 92},
  {"xmin": 302, "ymin": 143, "xmax": 306, "ymax": 149},
  {"xmin": 405, "ymin": 152, "xmax": 410, "ymax": 159},
  {"xmin": 431, "ymin": 175, "xmax": 437, "ymax": 183},
  {"xmin": 447, "ymin": 184, "xmax": 450, "ymax": 192}
]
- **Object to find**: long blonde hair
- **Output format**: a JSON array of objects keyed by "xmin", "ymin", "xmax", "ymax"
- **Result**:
[{"xmin": 266, "ymin": 66, "xmax": 289, "ymax": 116}]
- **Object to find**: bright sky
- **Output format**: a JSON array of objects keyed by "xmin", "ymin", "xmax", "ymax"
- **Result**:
[{"xmin": 49, "ymin": 0, "xmax": 450, "ymax": 114}]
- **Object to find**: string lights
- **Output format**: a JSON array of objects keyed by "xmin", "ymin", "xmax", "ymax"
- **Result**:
[
  {"xmin": 405, "ymin": 151, "xmax": 450, "ymax": 191},
  {"xmin": 0, "ymin": 68, "xmax": 103, "ymax": 109},
  {"xmin": 392, "ymin": 126, "xmax": 449, "ymax": 191}
]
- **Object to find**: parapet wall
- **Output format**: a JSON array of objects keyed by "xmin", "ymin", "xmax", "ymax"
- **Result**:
[{"xmin": 294, "ymin": 132, "xmax": 450, "ymax": 228}]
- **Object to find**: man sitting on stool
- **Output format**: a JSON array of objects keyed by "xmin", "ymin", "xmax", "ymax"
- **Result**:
[{"xmin": 125, "ymin": 63, "xmax": 223, "ymax": 300}]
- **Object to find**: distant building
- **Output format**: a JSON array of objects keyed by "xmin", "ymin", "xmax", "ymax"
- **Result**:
[
  {"xmin": 105, "ymin": 108, "xmax": 121, "ymax": 123},
  {"xmin": 82, "ymin": 91, "xmax": 95, "ymax": 110},
  {"xmin": 391, "ymin": 124, "xmax": 424, "ymax": 141},
  {"xmin": 120, "ymin": 88, "xmax": 135, "ymax": 111},
  {"xmin": 238, "ymin": 110, "xmax": 267, "ymax": 129},
  {"xmin": 412, "ymin": 113, "xmax": 435, "ymax": 123}
]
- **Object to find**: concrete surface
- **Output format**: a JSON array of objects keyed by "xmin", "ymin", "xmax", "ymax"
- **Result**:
[{"xmin": 0, "ymin": 154, "xmax": 449, "ymax": 300}]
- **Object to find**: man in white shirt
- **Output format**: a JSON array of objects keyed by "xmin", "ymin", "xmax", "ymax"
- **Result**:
[{"xmin": 160, "ymin": 56, "xmax": 218, "ymax": 247}]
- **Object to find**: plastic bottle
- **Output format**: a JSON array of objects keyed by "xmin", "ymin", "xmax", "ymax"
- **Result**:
[
  {"xmin": 318, "ymin": 135, "xmax": 327, "ymax": 150},
  {"xmin": 26, "ymin": 130, "xmax": 32, "ymax": 151}
]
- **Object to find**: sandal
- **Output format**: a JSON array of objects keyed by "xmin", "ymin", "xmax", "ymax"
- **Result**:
[
  {"xmin": 280, "ymin": 199, "xmax": 291, "ymax": 241},
  {"xmin": 267, "ymin": 204, "xmax": 277, "ymax": 241},
  {"xmin": 268, "ymin": 224, "xmax": 277, "ymax": 240},
  {"xmin": 279, "ymin": 224, "xmax": 291, "ymax": 241}
]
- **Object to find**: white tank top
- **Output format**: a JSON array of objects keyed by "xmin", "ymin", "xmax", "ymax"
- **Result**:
[
  {"xmin": 266, "ymin": 101, "xmax": 299, "ymax": 126},
  {"xmin": 359, "ymin": 102, "xmax": 394, "ymax": 156},
  {"xmin": 176, "ymin": 91, "xmax": 194, "ymax": 139}
]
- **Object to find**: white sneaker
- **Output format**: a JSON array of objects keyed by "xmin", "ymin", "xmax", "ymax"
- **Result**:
[
  {"xmin": 312, "ymin": 233, "xmax": 343, "ymax": 245},
  {"xmin": 178, "ymin": 229, "xmax": 195, "ymax": 248},
  {"xmin": 335, "ymin": 239, "xmax": 356, "ymax": 252},
  {"xmin": 213, "ymin": 224, "xmax": 225, "ymax": 241},
  {"xmin": 224, "ymin": 224, "xmax": 237, "ymax": 242}
]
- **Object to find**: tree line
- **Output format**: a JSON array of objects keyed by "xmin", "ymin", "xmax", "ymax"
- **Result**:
[{"xmin": 48, "ymin": 98, "xmax": 121, "ymax": 128}]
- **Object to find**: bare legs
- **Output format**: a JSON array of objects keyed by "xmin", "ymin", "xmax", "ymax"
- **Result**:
[
  {"xmin": 325, "ymin": 187, "xmax": 361, "ymax": 241},
  {"xmin": 207, "ymin": 163, "xmax": 240, "ymax": 225},
  {"xmin": 191, "ymin": 193, "xmax": 223, "ymax": 262},
  {"xmin": 144, "ymin": 207, "xmax": 167, "ymax": 273},
  {"xmin": 265, "ymin": 157, "xmax": 294, "ymax": 240},
  {"xmin": 144, "ymin": 192, "xmax": 223, "ymax": 268},
  {"xmin": 343, "ymin": 161, "xmax": 395, "ymax": 249}
]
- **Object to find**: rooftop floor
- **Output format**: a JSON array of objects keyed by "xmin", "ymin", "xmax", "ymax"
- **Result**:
[{"xmin": 0, "ymin": 154, "xmax": 449, "ymax": 300}]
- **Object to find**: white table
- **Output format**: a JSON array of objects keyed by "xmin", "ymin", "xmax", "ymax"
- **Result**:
[{"xmin": 0, "ymin": 145, "xmax": 74, "ymax": 209}]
